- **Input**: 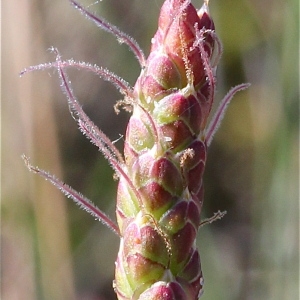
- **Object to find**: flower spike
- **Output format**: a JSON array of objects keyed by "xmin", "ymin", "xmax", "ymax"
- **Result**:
[{"xmin": 22, "ymin": 1, "xmax": 249, "ymax": 298}]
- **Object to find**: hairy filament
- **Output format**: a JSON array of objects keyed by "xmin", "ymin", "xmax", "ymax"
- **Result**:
[
  {"xmin": 70, "ymin": 0, "xmax": 146, "ymax": 67},
  {"xmin": 56, "ymin": 61, "xmax": 146, "ymax": 212},
  {"xmin": 22, "ymin": 155, "xmax": 120, "ymax": 235},
  {"xmin": 77, "ymin": 119, "xmax": 144, "ymax": 209},
  {"xmin": 51, "ymin": 49, "xmax": 124, "ymax": 165},
  {"xmin": 196, "ymin": 29, "xmax": 216, "ymax": 108},
  {"xmin": 199, "ymin": 210, "xmax": 227, "ymax": 228},
  {"xmin": 51, "ymin": 52, "xmax": 145, "ymax": 211},
  {"xmin": 20, "ymin": 56, "xmax": 133, "ymax": 98},
  {"xmin": 205, "ymin": 83, "xmax": 251, "ymax": 146}
]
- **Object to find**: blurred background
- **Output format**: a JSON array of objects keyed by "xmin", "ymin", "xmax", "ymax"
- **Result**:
[{"xmin": 2, "ymin": 0, "xmax": 299, "ymax": 299}]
